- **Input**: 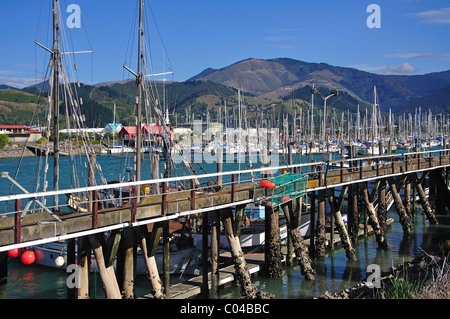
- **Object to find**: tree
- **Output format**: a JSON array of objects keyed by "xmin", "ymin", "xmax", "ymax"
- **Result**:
[{"xmin": 0, "ymin": 134, "xmax": 9, "ymax": 149}]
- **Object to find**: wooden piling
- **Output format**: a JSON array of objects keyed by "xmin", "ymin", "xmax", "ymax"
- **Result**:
[
  {"xmin": 360, "ymin": 182, "xmax": 387, "ymax": 247},
  {"xmin": 77, "ymin": 236, "xmax": 90, "ymax": 299},
  {"xmin": 210, "ymin": 211, "xmax": 220, "ymax": 299},
  {"xmin": 325, "ymin": 187, "xmax": 357, "ymax": 260},
  {"xmin": 378, "ymin": 178, "xmax": 387, "ymax": 233},
  {"xmin": 201, "ymin": 212, "xmax": 209, "ymax": 298},
  {"xmin": 163, "ymin": 221, "xmax": 170, "ymax": 297},
  {"xmin": 263, "ymin": 203, "xmax": 282, "ymax": 278},
  {"xmin": 309, "ymin": 191, "xmax": 316, "ymax": 255},
  {"xmin": 88, "ymin": 234, "xmax": 121, "ymax": 299},
  {"xmin": 347, "ymin": 183, "xmax": 359, "ymax": 244},
  {"xmin": 122, "ymin": 227, "xmax": 136, "ymax": 299},
  {"xmin": 412, "ymin": 173, "xmax": 439, "ymax": 224},
  {"xmin": 315, "ymin": 190, "xmax": 326, "ymax": 259},
  {"xmin": 281, "ymin": 201, "xmax": 315, "ymax": 280},
  {"xmin": 67, "ymin": 238, "xmax": 76, "ymax": 299},
  {"xmin": 404, "ymin": 178, "xmax": 412, "ymax": 217},
  {"xmin": 220, "ymin": 208, "xmax": 273, "ymax": 298},
  {"xmin": 387, "ymin": 177, "xmax": 413, "ymax": 234},
  {"xmin": 434, "ymin": 169, "xmax": 450, "ymax": 213},
  {"xmin": 138, "ymin": 225, "xmax": 164, "ymax": 299}
]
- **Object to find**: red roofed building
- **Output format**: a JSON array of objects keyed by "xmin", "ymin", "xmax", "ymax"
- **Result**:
[{"xmin": 0, "ymin": 125, "xmax": 42, "ymax": 143}]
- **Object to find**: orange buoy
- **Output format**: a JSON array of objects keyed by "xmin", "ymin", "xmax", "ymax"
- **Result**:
[
  {"xmin": 8, "ymin": 248, "xmax": 22, "ymax": 258},
  {"xmin": 260, "ymin": 180, "xmax": 276, "ymax": 189},
  {"xmin": 281, "ymin": 195, "xmax": 291, "ymax": 202},
  {"xmin": 21, "ymin": 250, "xmax": 36, "ymax": 265}
]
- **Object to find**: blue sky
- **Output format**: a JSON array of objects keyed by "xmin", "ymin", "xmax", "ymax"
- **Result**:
[{"xmin": 1, "ymin": 0, "xmax": 450, "ymax": 88}]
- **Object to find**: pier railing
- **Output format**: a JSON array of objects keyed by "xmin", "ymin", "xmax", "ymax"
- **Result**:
[{"xmin": 0, "ymin": 148, "xmax": 449, "ymax": 251}]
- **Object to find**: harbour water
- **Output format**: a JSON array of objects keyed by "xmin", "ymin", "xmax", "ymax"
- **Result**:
[{"xmin": 1, "ymin": 151, "xmax": 450, "ymax": 299}]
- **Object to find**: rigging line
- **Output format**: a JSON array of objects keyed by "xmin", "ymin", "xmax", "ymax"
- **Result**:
[
  {"xmin": 123, "ymin": 0, "xmax": 139, "ymax": 67},
  {"xmin": 1, "ymin": 65, "xmax": 52, "ymax": 215},
  {"xmin": 145, "ymin": 0, "xmax": 173, "ymax": 71}
]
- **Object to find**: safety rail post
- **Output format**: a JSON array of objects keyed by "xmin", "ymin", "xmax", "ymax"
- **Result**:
[
  {"xmin": 162, "ymin": 182, "xmax": 167, "ymax": 217},
  {"xmin": 92, "ymin": 190, "xmax": 98, "ymax": 229},
  {"xmin": 418, "ymin": 152, "xmax": 421, "ymax": 170},
  {"xmin": 318, "ymin": 164, "xmax": 323, "ymax": 187},
  {"xmin": 359, "ymin": 160, "xmax": 363, "ymax": 180},
  {"xmin": 391, "ymin": 156, "xmax": 395, "ymax": 174},
  {"xmin": 14, "ymin": 199, "xmax": 21, "ymax": 244},
  {"xmin": 231, "ymin": 174, "xmax": 236, "ymax": 203},
  {"xmin": 191, "ymin": 179, "xmax": 196, "ymax": 211},
  {"xmin": 340, "ymin": 160, "xmax": 344, "ymax": 183},
  {"xmin": 439, "ymin": 151, "xmax": 442, "ymax": 166},
  {"xmin": 405, "ymin": 154, "xmax": 409, "ymax": 172},
  {"xmin": 376, "ymin": 157, "xmax": 380, "ymax": 176},
  {"xmin": 132, "ymin": 186, "xmax": 138, "ymax": 223}
]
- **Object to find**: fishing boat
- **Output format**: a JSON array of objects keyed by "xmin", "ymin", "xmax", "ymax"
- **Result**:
[{"xmin": 101, "ymin": 143, "xmax": 135, "ymax": 154}]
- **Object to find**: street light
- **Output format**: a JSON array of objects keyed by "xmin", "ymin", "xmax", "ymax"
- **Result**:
[{"xmin": 310, "ymin": 88, "xmax": 338, "ymax": 154}]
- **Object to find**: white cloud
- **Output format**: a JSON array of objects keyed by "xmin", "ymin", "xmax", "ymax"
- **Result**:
[
  {"xmin": 412, "ymin": 7, "xmax": 450, "ymax": 24},
  {"xmin": 350, "ymin": 62, "xmax": 419, "ymax": 75},
  {"xmin": 0, "ymin": 77, "xmax": 40, "ymax": 89},
  {"xmin": 383, "ymin": 52, "xmax": 438, "ymax": 59},
  {"xmin": 379, "ymin": 62, "xmax": 419, "ymax": 75}
]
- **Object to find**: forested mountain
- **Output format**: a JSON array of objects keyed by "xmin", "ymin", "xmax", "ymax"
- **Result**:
[{"xmin": 1, "ymin": 57, "xmax": 450, "ymax": 127}]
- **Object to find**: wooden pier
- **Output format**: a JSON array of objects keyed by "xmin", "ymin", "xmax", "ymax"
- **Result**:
[{"xmin": 0, "ymin": 148, "xmax": 449, "ymax": 299}]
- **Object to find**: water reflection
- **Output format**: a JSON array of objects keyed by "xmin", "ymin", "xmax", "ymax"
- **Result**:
[
  {"xmin": 5, "ymin": 209, "xmax": 450, "ymax": 299},
  {"xmin": 218, "ymin": 210, "xmax": 450, "ymax": 299}
]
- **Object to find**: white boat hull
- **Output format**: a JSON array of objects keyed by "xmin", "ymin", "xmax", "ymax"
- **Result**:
[{"xmin": 30, "ymin": 242, "xmax": 200, "ymax": 275}]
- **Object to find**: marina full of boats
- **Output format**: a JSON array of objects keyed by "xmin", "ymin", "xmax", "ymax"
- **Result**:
[{"xmin": 2, "ymin": 0, "xmax": 449, "ymax": 292}]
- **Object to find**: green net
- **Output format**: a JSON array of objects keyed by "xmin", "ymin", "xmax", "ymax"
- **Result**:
[{"xmin": 260, "ymin": 173, "xmax": 308, "ymax": 207}]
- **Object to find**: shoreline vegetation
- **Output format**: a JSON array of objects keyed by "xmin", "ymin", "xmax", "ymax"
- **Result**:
[{"xmin": 319, "ymin": 252, "xmax": 450, "ymax": 299}]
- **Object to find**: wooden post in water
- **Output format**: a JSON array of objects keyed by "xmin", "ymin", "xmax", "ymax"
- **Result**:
[
  {"xmin": 347, "ymin": 183, "xmax": 359, "ymax": 244},
  {"xmin": 122, "ymin": 227, "xmax": 136, "ymax": 299},
  {"xmin": 434, "ymin": 169, "xmax": 450, "ymax": 213},
  {"xmin": 88, "ymin": 234, "xmax": 121, "ymax": 299},
  {"xmin": 387, "ymin": 177, "xmax": 413, "ymax": 234},
  {"xmin": 201, "ymin": 212, "xmax": 209, "ymax": 298},
  {"xmin": 309, "ymin": 190, "xmax": 316, "ymax": 255},
  {"xmin": 67, "ymin": 238, "xmax": 76, "ymax": 299},
  {"xmin": 209, "ymin": 210, "xmax": 220, "ymax": 299},
  {"xmin": 220, "ymin": 208, "xmax": 273, "ymax": 298},
  {"xmin": 412, "ymin": 173, "xmax": 439, "ymax": 224},
  {"xmin": 378, "ymin": 178, "xmax": 387, "ymax": 234},
  {"xmin": 360, "ymin": 182, "xmax": 387, "ymax": 247},
  {"xmin": 263, "ymin": 203, "xmax": 282, "ymax": 278},
  {"xmin": 77, "ymin": 236, "xmax": 90, "ymax": 299},
  {"xmin": 326, "ymin": 187, "xmax": 357, "ymax": 260},
  {"xmin": 163, "ymin": 221, "xmax": 170, "ymax": 297},
  {"xmin": 315, "ymin": 188, "xmax": 326, "ymax": 259},
  {"xmin": 281, "ymin": 201, "xmax": 315, "ymax": 280},
  {"xmin": 138, "ymin": 225, "xmax": 164, "ymax": 299}
]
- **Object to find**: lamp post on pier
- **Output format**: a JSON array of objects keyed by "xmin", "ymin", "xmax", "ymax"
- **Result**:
[{"xmin": 310, "ymin": 88, "xmax": 338, "ymax": 158}]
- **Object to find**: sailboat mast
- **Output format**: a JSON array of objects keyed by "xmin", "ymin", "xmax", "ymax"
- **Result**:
[
  {"xmin": 52, "ymin": 0, "xmax": 60, "ymax": 209},
  {"xmin": 135, "ymin": 0, "xmax": 143, "ymax": 184}
]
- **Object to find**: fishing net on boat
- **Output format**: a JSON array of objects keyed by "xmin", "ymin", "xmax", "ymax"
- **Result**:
[{"xmin": 257, "ymin": 173, "xmax": 308, "ymax": 207}]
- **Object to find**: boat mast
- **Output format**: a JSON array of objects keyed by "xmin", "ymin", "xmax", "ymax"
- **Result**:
[
  {"xmin": 135, "ymin": 0, "xmax": 144, "ymax": 185},
  {"xmin": 52, "ymin": 0, "xmax": 60, "ymax": 210}
]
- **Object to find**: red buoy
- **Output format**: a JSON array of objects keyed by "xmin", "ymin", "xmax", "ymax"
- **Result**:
[
  {"xmin": 8, "ymin": 248, "xmax": 22, "ymax": 258},
  {"xmin": 21, "ymin": 250, "xmax": 36, "ymax": 265},
  {"xmin": 281, "ymin": 195, "xmax": 291, "ymax": 202},
  {"xmin": 260, "ymin": 180, "xmax": 276, "ymax": 189}
]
